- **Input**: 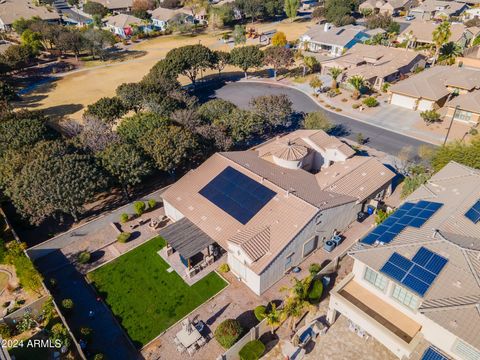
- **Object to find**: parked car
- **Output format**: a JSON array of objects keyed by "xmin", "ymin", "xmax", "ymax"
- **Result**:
[{"xmin": 405, "ymin": 15, "xmax": 415, "ymax": 21}]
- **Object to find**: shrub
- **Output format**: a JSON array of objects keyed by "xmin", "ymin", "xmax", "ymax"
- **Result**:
[
  {"xmin": 470, "ymin": 128, "xmax": 478, "ymax": 136},
  {"xmin": 49, "ymin": 278, "xmax": 57, "ymax": 288},
  {"xmin": 352, "ymin": 103, "xmax": 361, "ymax": 109},
  {"xmin": 133, "ymin": 201, "xmax": 146, "ymax": 216},
  {"xmin": 362, "ymin": 97, "xmax": 378, "ymax": 107},
  {"xmin": 218, "ymin": 263, "xmax": 230, "ymax": 273},
  {"xmin": 62, "ymin": 298, "xmax": 74, "ymax": 311},
  {"xmin": 420, "ymin": 110, "xmax": 441, "ymax": 124},
  {"xmin": 254, "ymin": 305, "xmax": 267, "ymax": 321},
  {"xmin": 214, "ymin": 319, "xmax": 243, "ymax": 348},
  {"xmin": 239, "ymin": 339, "xmax": 265, "ymax": 360},
  {"xmin": 375, "ymin": 209, "xmax": 393, "ymax": 224},
  {"xmin": 309, "ymin": 263, "xmax": 321, "ymax": 276},
  {"xmin": 94, "ymin": 354, "xmax": 104, "ymax": 360},
  {"xmin": 308, "ymin": 278, "xmax": 323, "ymax": 304},
  {"xmin": 117, "ymin": 232, "xmax": 131, "ymax": 243},
  {"xmin": 77, "ymin": 251, "xmax": 91, "ymax": 264},
  {"xmin": 0, "ymin": 323, "xmax": 11, "ymax": 339},
  {"xmin": 120, "ymin": 213, "xmax": 129, "ymax": 223},
  {"xmin": 303, "ymin": 111, "xmax": 333, "ymax": 131},
  {"xmin": 148, "ymin": 199, "xmax": 157, "ymax": 209},
  {"xmin": 80, "ymin": 326, "xmax": 93, "ymax": 339}
]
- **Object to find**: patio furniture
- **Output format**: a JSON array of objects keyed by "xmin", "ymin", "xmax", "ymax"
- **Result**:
[
  {"xmin": 176, "ymin": 344, "xmax": 186, "ymax": 353},
  {"xmin": 166, "ymin": 244, "xmax": 174, "ymax": 256},
  {"xmin": 174, "ymin": 336, "xmax": 181, "ymax": 345},
  {"xmin": 176, "ymin": 325, "xmax": 202, "ymax": 349},
  {"xmin": 196, "ymin": 337, "xmax": 206, "ymax": 347},
  {"xmin": 194, "ymin": 320, "xmax": 205, "ymax": 333},
  {"xmin": 187, "ymin": 346, "xmax": 196, "ymax": 356}
]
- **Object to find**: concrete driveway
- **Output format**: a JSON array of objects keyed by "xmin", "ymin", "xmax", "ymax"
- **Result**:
[{"xmin": 212, "ymin": 82, "xmax": 432, "ymax": 156}]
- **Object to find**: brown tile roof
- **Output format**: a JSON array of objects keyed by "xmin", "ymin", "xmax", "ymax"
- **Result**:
[
  {"xmin": 95, "ymin": 0, "xmax": 132, "ymax": 10},
  {"xmin": 0, "ymin": 0, "xmax": 59, "ymax": 26},
  {"xmin": 150, "ymin": 6, "xmax": 189, "ymax": 21},
  {"xmin": 399, "ymin": 21, "xmax": 467, "ymax": 44},
  {"xmin": 229, "ymin": 226, "xmax": 271, "ymax": 261},
  {"xmin": 302, "ymin": 24, "xmax": 368, "ymax": 47},
  {"xmin": 389, "ymin": 66, "xmax": 480, "ymax": 101},
  {"xmin": 106, "ymin": 14, "xmax": 143, "ymax": 28},
  {"xmin": 350, "ymin": 161, "xmax": 480, "ymax": 350},
  {"xmin": 315, "ymin": 157, "xmax": 396, "ymax": 202},
  {"xmin": 446, "ymin": 90, "xmax": 480, "ymax": 114}
]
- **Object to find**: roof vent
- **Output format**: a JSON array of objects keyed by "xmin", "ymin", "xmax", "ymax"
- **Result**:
[
  {"xmin": 449, "ymin": 320, "xmax": 458, "ymax": 328},
  {"xmin": 453, "ymin": 280, "xmax": 462, "ymax": 288}
]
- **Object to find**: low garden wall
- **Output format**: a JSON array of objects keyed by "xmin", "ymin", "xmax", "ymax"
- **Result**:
[{"xmin": 1, "ymin": 296, "xmax": 49, "ymax": 327}]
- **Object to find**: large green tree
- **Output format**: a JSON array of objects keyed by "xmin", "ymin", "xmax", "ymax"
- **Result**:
[
  {"xmin": 116, "ymin": 82, "xmax": 146, "ymax": 113},
  {"xmin": 263, "ymin": 46, "xmax": 294, "ymax": 79},
  {"xmin": 432, "ymin": 21, "xmax": 451, "ymax": 64},
  {"xmin": 250, "ymin": 94, "xmax": 293, "ymax": 128},
  {"xmin": 284, "ymin": 0, "xmax": 300, "ymax": 21},
  {"xmin": 432, "ymin": 139, "xmax": 480, "ymax": 172},
  {"xmin": 163, "ymin": 44, "xmax": 215, "ymax": 85},
  {"xmin": 99, "ymin": 142, "xmax": 152, "ymax": 199},
  {"xmin": 230, "ymin": 45, "xmax": 264, "ymax": 78},
  {"xmin": 140, "ymin": 125, "xmax": 198, "ymax": 173},
  {"xmin": 324, "ymin": 0, "xmax": 356, "ymax": 26},
  {"xmin": 84, "ymin": 97, "xmax": 127, "ymax": 123},
  {"xmin": 83, "ymin": 1, "xmax": 108, "ymax": 17},
  {"xmin": 117, "ymin": 112, "xmax": 170, "ymax": 143},
  {"xmin": 10, "ymin": 153, "xmax": 107, "ymax": 224}
]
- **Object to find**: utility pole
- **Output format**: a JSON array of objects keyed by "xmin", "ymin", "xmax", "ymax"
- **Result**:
[{"xmin": 443, "ymin": 105, "xmax": 458, "ymax": 146}]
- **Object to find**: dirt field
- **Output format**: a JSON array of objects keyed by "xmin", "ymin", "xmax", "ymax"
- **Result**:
[{"xmin": 24, "ymin": 19, "xmax": 313, "ymax": 121}]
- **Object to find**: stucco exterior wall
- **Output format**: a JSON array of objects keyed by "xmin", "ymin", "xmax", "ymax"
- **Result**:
[{"xmin": 164, "ymin": 200, "xmax": 184, "ymax": 221}]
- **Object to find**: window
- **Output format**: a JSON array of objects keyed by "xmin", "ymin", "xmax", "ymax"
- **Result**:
[
  {"xmin": 452, "ymin": 339, "xmax": 480, "ymax": 360},
  {"xmin": 303, "ymin": 237, "xmax": 317, "ymax": 258},
  {"xmin": 391, "ymin": 284, "xmax": 419, "ymax": 310},
  {"xmin": 364, "ymin": 267, "xmax": 388, "ymax": 291},
  {"xmin": 454, "ymin": 110, "xmax": 472, "ymax": 122},
  {"xmin": 285, "ymin": 253, "xmax": 294, "ymax": 270}
]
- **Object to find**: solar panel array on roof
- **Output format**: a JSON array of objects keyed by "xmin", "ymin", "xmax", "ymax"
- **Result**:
[
  {"xmin": 199, "ymin": 166, "xmax": 276, "ymax": 225},
  {"xmin": 380, "ymin": 247, "xmax": 448, "ymax": 297},
  {"xmin": 421, "ymin": 347, "xmax": 449, "ymax": 360},
  {"xmin": 361, "ymin": 201, "xmax": 443, "ymax": 245},
  {"xmin": 465, "ymin": 200, "xmax": 480, "ymax": 224}
]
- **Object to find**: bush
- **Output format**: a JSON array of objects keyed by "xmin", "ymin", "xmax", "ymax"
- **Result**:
[
  {"xmin": 470, "ymin": 128, "xmax": 478, "ymax": 136},
  {"xmin": 94, "ymin": 354, "xmax": 104, "ymax": 360},
  {"xmin": 308, "ymin": 279, "xmax": 323, "ymax": 304},
  {"xmin": 214, "ymin": 319, "xmax": 243, "ymax": 348},
  {"xmin": 120, "ymin": 213, "xmax": 129, "ymax": 223},
  {"xmin": 218, "ymin": 263, "xmax": 230, "ymax": 273},
  {"xmin": 80, "ymin": 326, "xmax": 93, "ymax": 339},
  {"xmin": 352, "ymin": 103, "xmax": 361, "ymax": 109},
  {"xmin": 239, "ymin": 339, "xmax": 265, "ymax": 360},
  {"xmin": 309, "ymin": 263, "xmax": 321, "ymax": 276},
  {"xmin": 147, "ymin": 199, "xmax": 157, "ymax": 209},
  {"xmin": 62, "ymin": 298, "xmax": 74, "ymax": 311},
  {"xmin": 77, "ymin": 251, "xmax": 91, "ymax": 264},
  {"xmin": 375, "ymin": 209, "xmax": 393, "ymax": 224},
  {"xmin": 420, "ymin": 110, "xmax": 441, "ymax": 124},
  {"xmin": 0, "ymin": 323, "xmax": 11, "ymax": 339},
  {"xmin": 362, "ymin": 97, "xmax": 378, "ymax": 107},
  {"xmin": 133, "ymin": 201, "xmax": 146, "ymax": 216},
  {"xmin": 254, "ymin": 305, "xmax": 267, "ymax": 321},
  {"xmin": 303, "ymin": 111, "xmax": 333, "ymax": 131},
  {"xmin": 117, "ymin": 232, "xmax": 131, "ymax": 243}
]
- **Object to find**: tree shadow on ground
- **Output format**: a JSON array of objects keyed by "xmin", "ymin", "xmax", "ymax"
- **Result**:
[
  {"xmin": 41, "ymin": 104, "xmax": 84, "ymax": 121},
  {"xmin": 329, "ymin": 124, "xmax": 350, "ymax": 137},
  {"xmin": 236, "ymin": 309, "xmax": 258, "ymax": 331},
  {"xmin": 206, "ymin": 303, "xmax": 230, "ymax": 326}
]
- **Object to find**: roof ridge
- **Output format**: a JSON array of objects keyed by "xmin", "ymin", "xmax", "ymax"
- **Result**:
[{"xmin": 322, "ymin": 157, "xmax": 372, "ymax": 190}]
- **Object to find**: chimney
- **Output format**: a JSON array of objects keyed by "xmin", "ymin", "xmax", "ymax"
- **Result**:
[{"xmin": 324, "ymin": 23, "xmax": 331, "ymax": 32}]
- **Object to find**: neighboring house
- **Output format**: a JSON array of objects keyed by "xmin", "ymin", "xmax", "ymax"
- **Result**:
[
  {"xmin": 194, "ymin": 8, "xmax": 208, "ymax": 24},
  {"xmin": 463, "ymin": 7, "xmax": 480, "ymax": 21},
  {"xmin": 95, "ymin": 0, "xmax": 133, "ymax": 14},
  {"xmin": 105, "ymin": 14, "xmax": 147, "ymax": 38},
  {"xmin": 0, "ymin": 0, "xmax": 60, "ymax": 31},
  {"xmin": 444, "ymin": 90, "xmax": 480, "ymax": 124},
  {"xmin": 160, "ymin": 130, "xmax": 395, "ymax": 295},
  {"xmin": 397, "ymin": 21, "xmax": 472, "ymax": 48},
  {"xmin": 327, "ymin": 161, "xmax": 480, "ymax": 360},
  {"xmin": 389, "ymin": 66, "xmax": 480, "ymax": 111},
  {"xmin": 359, "ymin": 0, "xmax": 412, "ymax": 15},
  {"xmin": 300, "ymin": 24, "xmax": 371, "ymax": 57},
  {"xmin": 150, "ymin": 7, "xmax": 192, "ymax": 30},
  {"xmin": 408, "ymin": 0, "xmax": 467, "ymax": 20},
  {"xmin": 321, "ymin": 43, "xmax": 426, "ymax": 90}
]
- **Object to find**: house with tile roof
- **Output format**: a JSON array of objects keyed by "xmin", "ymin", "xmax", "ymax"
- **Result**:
[
  {"xmin": 150, "ymin": 6, "xmax": 193, "ymax": 30},
  {"xmin": 94, "ymin": 0, "xmax": 133, "ymax": 13},
  {"xmin": 0, "ymin": 0, "xmax": 60, "ymax": 31},
  {"xmin": 105, "ymin": 13, "xmax": 149, "ymax": 38},
  {"xmin": 321, "ymin": 43, "xmax": 426, "ymax": 90},
  {"xmin": 159, "ymin": 130, "xmax": 395, "ymax": 295},
  {"xmin": 326, "ymin": 161, "xmax": 480, "ymax": 360},
  {"xmin": 408, "ymin": 0, "xmax": 467, "ymax": 20},
  {"xmin": 299, "ymin": 24, "xmax": 372, "ymax": 57},
  {"xmin": 388, "ymin": 66, "xmax": 480, "ymax": 111},
  {"xmin": 360, "ymin": 0, "xmax": 413, "ymax": 15},
  {"xmin": 444, "ymin": 90, "xmax": 480, "ymax": 124}
]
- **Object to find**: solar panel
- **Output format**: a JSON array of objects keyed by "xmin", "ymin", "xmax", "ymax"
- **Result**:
[
  {"xmin": 421, "ymin": 347, "xmax": 449, "ymax": 360},
  {"xmin": 360, "ymin": 201, "xmax": 443, "ymax": 245},
  {"xmin": 199, "ymin": 166, "xmax": 276, "ymax": 225},
  {"xmin": 381, "ymin": 247, "xmax": 448, "ymax": 297},
  {"xmin": 465, "ymin": 200, "xmax": 480, "ymax": 224}
]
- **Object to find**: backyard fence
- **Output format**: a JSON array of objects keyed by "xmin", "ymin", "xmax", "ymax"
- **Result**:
[
  {"xmin": 217, "ymin": 318, "xmax": 270, "ymax": 360},
  {"xmin": 1, "ymin": 295, "xmax": 49, "ymax": 327}
]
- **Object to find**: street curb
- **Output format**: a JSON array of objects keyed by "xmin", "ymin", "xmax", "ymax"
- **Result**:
[{"xmin": 239, "ymin": 78, "xmax": 440, "ymax": 147}]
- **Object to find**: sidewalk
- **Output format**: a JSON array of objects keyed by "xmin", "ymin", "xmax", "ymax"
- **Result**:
[{"xmin": 240, "ymin": 76, "xmax": 470, "ymax": 146}]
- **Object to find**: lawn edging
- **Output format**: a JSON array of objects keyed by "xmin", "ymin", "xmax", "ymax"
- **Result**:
[{"xmin": 140, "ymin": 269, "xmax": 230, "ymax": 351}]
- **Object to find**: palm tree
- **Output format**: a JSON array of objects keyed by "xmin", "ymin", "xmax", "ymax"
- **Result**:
[
  {"xmin": 283, "ymin": 297, "xmax": 306, "ymax": 331},
  {"xmin": 328, "ymin": 67, "xmax": 343, "ymax": 89},
  {"xmin": 309, "ymin": 77, "xmax": 323, "ymax": 93},
  {"xmin": 304, "ymin": 56, "xmax": 319, "ymax": 74},
  {"xmin": 265, "ymin": 303, "xmax": 283, "ymax": 334},
  {"xmin": 439, "ymin": 42, "xmax": 462, "ymax": 65},
  {"xmin": 290, "ymin": 276, "xmax": 312, "ymax": 301},
  {"xmin": 347, "ymin": 75, "xmax": 366, "ymax": 100},
  {"xmin": 432, "ymin": 21, "xmax": 451, "ymax": 65}
]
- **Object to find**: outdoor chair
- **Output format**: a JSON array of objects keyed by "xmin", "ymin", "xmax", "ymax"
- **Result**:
[
  {"xmin": 176, "ymin": 345, "xmax": 186, "ymax": 353},
  {"xmin": 174, "ymin": 337, "xmax": 181, "ymax": 345},
  {"xmin": 187, "ymin": 346, "xmax": 196, "ymax": 356},
  {"xmin": 197, "ymin": 337, "xmax": 206, "ymax": 347}
]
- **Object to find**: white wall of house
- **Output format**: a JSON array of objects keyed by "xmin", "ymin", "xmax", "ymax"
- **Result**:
[
  {"xmin": 152, "ymin": 18, "xmax": 167, "ymax": 30},
  {"xmin": 329, "ymin": 259, "xmax": 480, "ymax": 360},
  {"xmin": 417, "ymin": 99, "xmax": 435, "ymax": 111},
  {"xmin": 164, "ymin": 200, "xmax": 184, "ymax": 221},
  {"xmin": 227, "ymin": 250, "xmax": 261, "ymax": 295}
]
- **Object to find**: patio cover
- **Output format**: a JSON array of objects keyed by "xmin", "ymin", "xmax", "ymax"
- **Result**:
[{"xmin": 159, "ymin": 218, "xmax": 215, "ymax": 259}]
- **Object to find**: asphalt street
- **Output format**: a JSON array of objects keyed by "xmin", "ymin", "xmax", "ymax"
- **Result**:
[{"xmin": 212, "ymin": 82, "xmax": 432, "ymax": 156}]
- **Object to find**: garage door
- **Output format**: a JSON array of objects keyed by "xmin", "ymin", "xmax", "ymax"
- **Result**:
[
  {"xmin": 417, "ymin": 99, "xmax": 434, "ymax": 111},
  {"xmin": 390, "ymin": 93, "xmax": 417, "ymax": 110}
]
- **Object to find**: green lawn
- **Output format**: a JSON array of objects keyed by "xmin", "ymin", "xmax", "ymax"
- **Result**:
[{"xmin": 88, "ymin": 236, "xmax": 227, "ymax": 347}]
